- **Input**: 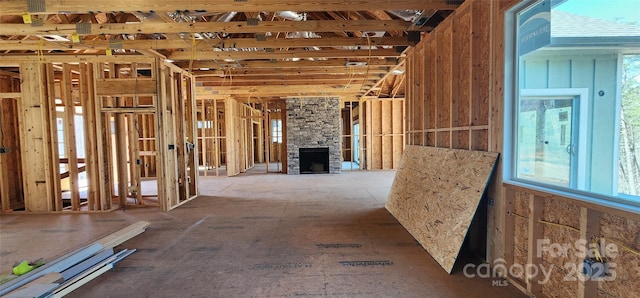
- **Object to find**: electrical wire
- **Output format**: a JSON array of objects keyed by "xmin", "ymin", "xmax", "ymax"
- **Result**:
[
  {"xmin": 509, "ymin": 212, "xmax": 640, "ymax": 262},
  {"xmin": 188, "ymin": 35, "xmax": 197, "ymax": 73},
  {"xmin": 599, "ymin": 237, "xmax": 640, "ymax": 258},
  {"xmin": 537, "ymin": 219, "xmax": 580, "ymax": 233},
  {"xmin": 343, "ymin": 66, "xmax": 356, "ymax": 92},
  {"xmin": 359, "ymin": 34, "xmax": 372, "ymax": 94},
  {"xmin": 508, "ymin": 212, "xmax": 640, "ymax": 257},
  {"xmin": 509, "ymin": 212, "xmax": 528, "ymax": 220}
]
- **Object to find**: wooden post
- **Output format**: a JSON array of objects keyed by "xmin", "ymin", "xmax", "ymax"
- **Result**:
[
  {"xmin": 44, "ymin": 63, "xmax": 62, "ymax": 211},
  {"xmin": 18, "ymin": 62, "xmax": 55, "ymax": 212},
  {"xmin": 224, "ymin": 98, "xmax": 238, "ymax": 176},
  {"xmin": 80, "ymin": 63, "xmax": 96, "ymax": 210},
  {"xmin": 264, "ymin": 103, "xmax": 270, "ymax": 173},
  {"xmin": 62, "ymin": 64, "xmax": 81, "ymax": 210},
  {"xmin": 200, "ymin": 98, "xmax": 207, "ymax": 176},
  {"xmin": 173, "ymin": 72, "xmax": 187, "ymax": 202},
  {"xmin": 185, "ymin": 75, "xmax": 198, "ymax": 198},
  {"xmin": 157, "ymin": 62, "xmax": 179, "ymax": 210},
  {"xmin": 129, "ymin": 114, "xmax": 143, "ymax": 204},
  {"xmin": 214, "ymin": 99, "xmax": 220, "ymax": 176},
  {"xmin": 93, "ymin": 63, "xmax": 111, "ymax": 211},
  {"xmin": 504, "ymin": 186, "xmax": 516, "ymax": 278},
  {"xmin": 578, "ymin": 207, "xmax": 601, "ymax": 298},
  {"xmin": 527, "ymin": 195, "xmax": 544, "ymax": 296}
]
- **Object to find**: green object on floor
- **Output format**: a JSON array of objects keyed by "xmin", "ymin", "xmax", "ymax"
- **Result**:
[
  {"xmin": 12, "ymin": 260, "xmax": 34, "ymax": 275},
  {"xmin": 11, "ymin": 258, "xmax": 45, "ymax": 276}
]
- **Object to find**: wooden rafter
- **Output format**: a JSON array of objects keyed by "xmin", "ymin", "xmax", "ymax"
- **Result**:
[
  {"xmin": 0, "ymin": 37, "xmax": 409, "ymax": 51},
  {"xmin": 0, "ymin": 20, "xmax": 416, "ymax": 36},
  {"xmin": 0, "ymin": 0, "xmax": 458, "ymax": 15}
]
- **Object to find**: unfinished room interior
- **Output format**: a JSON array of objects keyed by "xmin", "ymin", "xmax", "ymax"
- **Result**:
[{"xmin": 0, "ymin": 0, "xmax": 639, "ymax": 297}]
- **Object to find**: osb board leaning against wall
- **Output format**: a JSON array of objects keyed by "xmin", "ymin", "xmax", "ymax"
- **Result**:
[{"xmin": 385, "ymin": 145, "xmax": 499, "ymax": 273}]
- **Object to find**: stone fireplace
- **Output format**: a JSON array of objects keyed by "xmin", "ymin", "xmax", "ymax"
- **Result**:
[
  {"xmin": 299, "ymin": 147, "xmax": 329, "ymax": 174},
  {"xmin": 286, "ymin": 97, "xmax": 341, "ymax": 174}
]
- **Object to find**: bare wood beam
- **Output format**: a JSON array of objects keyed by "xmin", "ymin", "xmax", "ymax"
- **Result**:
[
  {"xmin": 192, "ymin": 67, "xmax": 388, "ymax": 77},
  {"xmin": 168, "ymin": 48, "xmax": 402, "ymax": 60},
  {"xmin": 0, "ymin": 54, "xmax": 154, "ymax": 63},
  {"xmin": 0, "ymin": 20, "xmax": 416, "ymax": 36},
  {"xmin": 200, "ymin": 78, "xmax": 377, "ymax": 86},
  {"xmin": 196, "ymin": 84, "xmax": 369, "ymax": 95},
  {"xmin": 198, "ymin": 74, "xmax": 382, "ymax": 83},
  {"xmin": 0, "ymin": 0, "xmax": 458, "ymax": 15},
  {"xmin": 95, "ymin": 78, "xmax": 157, "ymax": 96},
  {"xmin": 179, "ymin": 58, "xmax": 399, "ymax": 69},
  {"xmin": 0, "ymin": 37, "xmax": 409, "ymax": 51}
]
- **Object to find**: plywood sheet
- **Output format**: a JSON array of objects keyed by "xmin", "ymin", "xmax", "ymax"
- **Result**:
[{"xmin": 385, "ymin": 145, "xmax": 499, "ymax": 273}]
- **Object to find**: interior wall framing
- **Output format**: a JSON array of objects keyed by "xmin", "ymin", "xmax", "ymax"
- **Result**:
[
  {"xmin": 224, "ymin": 97, "xmax": 263, "ymax": 176},
  {"xmin": 0, "ymin": 71, "xmax": 24, "ymax": 211},
  {"xmin": 404, "ymin": 1, "xmax": 640, "ymax": 297},
  {"xmin": 0, "ymin": 58, "xmax": 198, "ymax": 213}
]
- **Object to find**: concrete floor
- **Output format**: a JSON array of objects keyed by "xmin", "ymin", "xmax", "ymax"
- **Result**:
[{"xmin": 0, "ymin": 168, "xmax": 526, "ymax": 297}]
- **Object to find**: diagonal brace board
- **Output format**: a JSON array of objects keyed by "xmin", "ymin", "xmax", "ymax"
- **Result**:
[{"xmin": 385, "ymin": 145, "xmax": 499, "ymax": 273}]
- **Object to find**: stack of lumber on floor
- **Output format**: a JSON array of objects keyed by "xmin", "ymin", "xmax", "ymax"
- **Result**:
[{"xmin": 0, "ymin": 221, "xmax": 150, "ymax": 298}]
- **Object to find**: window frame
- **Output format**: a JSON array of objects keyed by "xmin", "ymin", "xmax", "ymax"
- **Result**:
[
  {"xmin": 516, "ymin": 88, "xmax": 589, "ymax": 189},
  {"xmin": 503, "ymin": 0, "xmax": 640, "ymax": 213}
]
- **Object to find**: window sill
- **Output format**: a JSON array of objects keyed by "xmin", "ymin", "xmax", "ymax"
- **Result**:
[{"xmin": 503, "ymin": 180, "xmax": 640, "ymax": 216}]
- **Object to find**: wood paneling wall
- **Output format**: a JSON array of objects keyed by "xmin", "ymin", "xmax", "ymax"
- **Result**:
[
  {"xmin": 405, "ymin": 1, "xmax": 490, "ymax": 151},
  {"xmin": 363, "ymin": 98, "xmax": 405, "ymax": 170},
  {"xmin": 404, "ymin": 0, "xmax": 639, "ymax": 297}
]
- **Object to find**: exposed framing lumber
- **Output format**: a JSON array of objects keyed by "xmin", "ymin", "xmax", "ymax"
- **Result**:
[
  {"xmin": 578, "ymin": 208, "xmax": 601, "ymax": 298},
  {"xmin": 193, "ymin": 67, "xmax": 389, "ymax": 77},
  {"xmin": 196, "ymin": 84, "xmax": 367, "ymax": 96},
  {"xmin": 79, "ymin": 63, "xmax": 98, "ymax": 210},
  {"xmin": 168, "ymin": 48, "xmax": 402, "ymax": 61},
  {"xmin": 0, "ymin": 20, "xmax": 413, "ymax": 36},
  {"xmin": 179, "ymin": 58, "xmax": 398, "ymax": 70},
  {"xmin": 0, "ymin": 55, "xmax": 152, "ymax": 63},
  {"xmin": 0, "ymin": 0, "xmax": 457, "ymax": 15},
  {"xmin": 0, "ymin": 37, "xmax": 410, "ymax": 51},
  {"xmin": 95, "ymin": 78, "xmax": 157, "ymax": 96},
  {"xmin": 44, "ymin": 63, "xmax": 63, "ymax": 211},
  {"xmin": 157, "ymin": 62, "xmax": 179, "ymax": 211},
  {"xmin": 61, "ymin": 63, "xmax": 81, "ymax": 210},
  {"xmin": 18, "ymin": 62, "xmax": 56, "ymax": 212},
  {"xmin": 527, "ymin": 195, "xmax": 544, "ymax": 296},
  {"xmin": 92, "ymin": 63, "xmax": 111, "ymax": 211}
]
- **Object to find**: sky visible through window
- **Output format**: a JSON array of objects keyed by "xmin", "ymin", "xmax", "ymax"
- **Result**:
[{"xmin": 555, "ymin": 0, "xmax": 640, "ymax": 23}]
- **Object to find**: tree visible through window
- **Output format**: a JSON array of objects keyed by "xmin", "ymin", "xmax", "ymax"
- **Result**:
[
  {"xmin": 508, "ymin": 0, "xmax": 640, "ymax": 206},
  {"xmin": 619, "ymin": 55, "xmax": 640, "ymax": 197}
]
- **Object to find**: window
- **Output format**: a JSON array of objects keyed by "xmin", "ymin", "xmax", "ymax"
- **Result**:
[
  {"xmin": 506, "ymin": 0, "xmax": 640, "ymax": 208},
  {"xmin": 272, "ymin": 119, "xmax": 282, "ymax": 143}
]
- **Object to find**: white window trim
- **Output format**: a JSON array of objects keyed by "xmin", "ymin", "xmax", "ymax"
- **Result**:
[
  {"xmin": 518, "ymin": 88, "xmax": 589, "ymax": 190},
  {"xmin": 503, "ymin": 1, "xmax": 640, "ymax": 213}
]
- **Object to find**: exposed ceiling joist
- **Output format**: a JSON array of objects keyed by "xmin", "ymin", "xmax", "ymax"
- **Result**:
[
  {"xmin": 0, "ymin": 20, "xmax": 417, "ymax": 36},
  {"xmin": 167, "ymin": 48, "xmax": 402, "ymax": 61},
  {"xmin": 191, "ymin": 67, "xmax": 389, "ymax": 76},
  {"xmin": 196, "ymin": 83, "xmax": 367, "ymax": 96},
  {"xmin": 0, "ymin": 0, "xmax": 458, "ymax": 15},
  {"xmin": 0, "ymin": 37, "xmax": 409, "ymax": 51},
  {"xmin": 178, "ymin": 58, "xmax": 399, "ymax": 69}
]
